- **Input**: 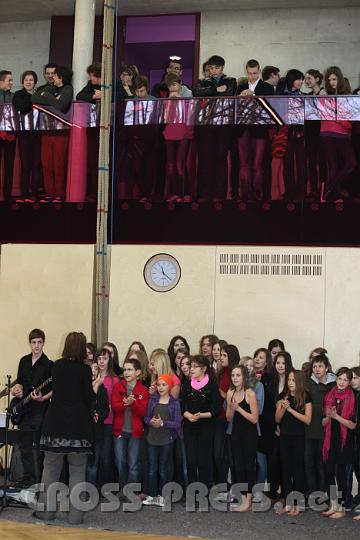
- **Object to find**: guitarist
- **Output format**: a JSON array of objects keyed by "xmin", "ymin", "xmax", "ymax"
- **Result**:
[{"xmin": 11, "ymin": 328, "xmax": 53, "ymax": 488}]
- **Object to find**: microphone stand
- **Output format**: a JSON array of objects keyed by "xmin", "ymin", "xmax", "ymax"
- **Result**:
[
  {"xmin": 0, "ymin": 375, "xmax": 12, "ymax": 512},
  {"xmin": 0, "ymin": 375, "xmax": 27, "ymax": 512}
]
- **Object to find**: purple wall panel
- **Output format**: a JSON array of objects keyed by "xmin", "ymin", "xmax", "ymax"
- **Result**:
[
  {"xmin": 124, "ymin": 41, "xmax": 195, "ymax": 85},
  {"xmin": 125, "ymin": 15, "xmax": 196, "ymax": 43}
]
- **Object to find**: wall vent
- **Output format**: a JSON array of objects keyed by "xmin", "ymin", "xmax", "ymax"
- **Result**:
[{"xmin": 219, "ymin": 253, "xmax": 323, "ymax": 277}]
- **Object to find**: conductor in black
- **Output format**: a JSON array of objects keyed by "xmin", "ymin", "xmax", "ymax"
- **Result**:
[{"xmin": 11, "ymin": 329, "xmax": 53, "ymax": 488}]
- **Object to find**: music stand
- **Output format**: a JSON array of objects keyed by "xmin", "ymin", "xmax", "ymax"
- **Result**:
[{"xmin": 0, "ymin": 375, "xmax": 30, "ymax": 511}]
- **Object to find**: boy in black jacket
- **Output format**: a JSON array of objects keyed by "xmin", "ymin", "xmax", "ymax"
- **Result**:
[
  {"xmin": 237, "ymin": 59, "xmax": 274, "ymax": 202},
  {"xmin": 76, "ymin": 63, "xmax": 101, "ymax": 104},
  {"xmin": 193, "ymin": 56, "xmax": 237, "ymax": 202},
  {"xmin": 305, "ymin": 353, "xmax": 336, "ymax": 497}
]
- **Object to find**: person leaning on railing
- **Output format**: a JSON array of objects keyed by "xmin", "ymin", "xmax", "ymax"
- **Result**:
[
  {"xmin": 320, "ymin": 66, "xmax": 357, "ymax": 203},
  {"xmin": 12, "ymin": 70, "xmax": 42, "ymax": 203},
  {"xmin": 276, "ymin": 69, "xmax": 307, "ymax": 201},
  {"xmin": 76, "ymin": 62, "xmax": 102, "ymax": 104},
  {"xmin": 192, "ymin": 55, "xmax": 237, "ymax": 202},
  {"xmin": 0, "ymin": 69, "xmax": 16, "ymax": 202},
  {"xmin": 31, "ymin": 66, "xmax": 73, "ymax": 203}
]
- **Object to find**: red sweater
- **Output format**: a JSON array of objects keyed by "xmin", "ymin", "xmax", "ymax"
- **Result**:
[
  {"xmin": 218, "ymin": 367, "xmax": 230, "ymax": 420},
  {"xmin": 111, "ymin": 380, "xmax": 149, "ymax": 438},
  {"xmin": 320, "ymin": 120, "xmax": 352, "ymax": 137}
]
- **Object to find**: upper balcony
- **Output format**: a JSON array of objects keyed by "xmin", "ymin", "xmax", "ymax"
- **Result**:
[{"xmin": 1, "ymin": 95, "xmax": 360, "ymax": 245}]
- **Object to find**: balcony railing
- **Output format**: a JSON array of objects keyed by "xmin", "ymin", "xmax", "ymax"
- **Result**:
[{"xmin": 0, "ymin": 96, "xmax": 359, "ymax": 204}]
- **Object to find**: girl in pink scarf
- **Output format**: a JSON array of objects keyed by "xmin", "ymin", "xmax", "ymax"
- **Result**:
[{"xmin": 322, "ymin": 367, "xmax": 356, "ymax": 519}]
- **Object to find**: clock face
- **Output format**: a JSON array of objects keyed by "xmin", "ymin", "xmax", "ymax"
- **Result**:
[{"xmin": 144, "ymin": 254, "xmax": 181, "ymax": 292}]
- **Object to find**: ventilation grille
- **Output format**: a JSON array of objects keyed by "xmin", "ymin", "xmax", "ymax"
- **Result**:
[{"xmin": 219, "ymin": 253, "xmax": 323, "ymax": 276}]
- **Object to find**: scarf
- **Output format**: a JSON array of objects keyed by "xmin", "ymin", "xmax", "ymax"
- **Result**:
[
  {"xmin": 191, "ymin": 373, "xmax": 209, "ymax": 390},
  {"xmin": 322, "ymin": 385, "xmax": 355, "ymax": 461}
]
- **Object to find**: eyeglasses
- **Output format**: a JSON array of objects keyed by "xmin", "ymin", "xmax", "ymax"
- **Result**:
[{"xmin": 123, "ymin": 368, "xmax": 136, "ymax": 372}]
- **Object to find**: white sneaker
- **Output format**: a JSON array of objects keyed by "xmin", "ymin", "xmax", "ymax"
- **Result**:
[
  {"xmin": 142, "ymin": 496, "xmax": 156, "ymax": 506},
  {"xmin": 214, "ymin": 491, "xmax": 234, "ymax": 503},
  {"xmin": 154, "ymin": 496, "xmax": 165, "ymax": 507},
  {"xmin": 214, "ymin": 492, "xmax": 228, "ymax": 502},
  {"xmin": 252, "ymin": 492, "xmax": 263, "ymax": 503}
]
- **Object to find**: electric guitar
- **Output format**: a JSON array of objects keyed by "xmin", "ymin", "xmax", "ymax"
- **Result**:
[
  {"xmin": 9, "ymin": 377, "xmax": 52, "ymax": 425},
  {"xmin": 0, "ymin": 380, "xmax": 18, "ymax": 400}
]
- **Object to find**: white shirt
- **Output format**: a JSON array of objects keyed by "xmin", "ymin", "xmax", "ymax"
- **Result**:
[{"xmin": 249, "ymin": 78, "xmax": 260, "ymax": 93}]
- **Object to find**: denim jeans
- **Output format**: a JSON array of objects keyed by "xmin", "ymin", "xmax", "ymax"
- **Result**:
[
  {"xmin": 256, "ymin": 451, "xmax": 267, "ymax": 493},
  {"xmin": 148, "ymin": 443, "xmax": 173, "ymax": 497},
  {"xmin": 86, "ymin": 442, "xmax": 101, "ymax": 487},
  {"xmin": 175, "ymin": 437, "xmax": 188, "ymax": 490},
  {"xmin": 98, "ymin": 424, "xmax": 115, "ymax": 488},
  {"xmin": 213, "ymin": 418, "xmax": 230, "ymax": 486},
  {"xmin": 114, "ymin": 433, "xmax": 141, "ymax": 488},
  {"xmin": 344, "ymin": 464, "xmax": 354, "ymax": 508}
]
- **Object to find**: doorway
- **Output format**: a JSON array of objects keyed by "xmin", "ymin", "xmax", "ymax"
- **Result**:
[{"xmin": 121, "ymin": 14, "xmax": 200, "ymax": 89}]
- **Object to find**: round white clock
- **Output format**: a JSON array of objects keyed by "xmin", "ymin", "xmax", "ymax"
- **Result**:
[{"xmin": 143, "ymin": 253, "xmax": 181, "ymax": 292}]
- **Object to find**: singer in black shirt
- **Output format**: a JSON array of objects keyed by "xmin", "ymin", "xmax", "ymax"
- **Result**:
[{"xmin": 11, "ymin": 329, "xmax": 52, "ymax": 488}]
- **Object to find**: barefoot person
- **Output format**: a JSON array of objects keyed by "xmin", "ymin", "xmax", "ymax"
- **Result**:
[{"xmin": 227, "ymin": 365, "xmax": 259, "ymax": 512}]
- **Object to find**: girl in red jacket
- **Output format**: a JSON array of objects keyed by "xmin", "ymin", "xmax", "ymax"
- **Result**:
[{"xmin": 112, "ymin": 358, "xmax": 149, "ymax": 490}]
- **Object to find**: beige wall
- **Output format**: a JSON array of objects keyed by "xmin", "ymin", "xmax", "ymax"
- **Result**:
[
  {"xmin": 108, "ymin": 244, "xmax": 360, "ymax": 369},
  {"xmin": 108, "ymin": 245, "xmax": 216, "ymax": 363},
  {"xmin": 1, "ymin": 243, "xmax": 359, "ymax": 400},
  {"xmin": 200, "ymin": 7, "xmax": 360, "ymax": 89},
  {"xmin": 0, "ymin": 244, "xmax": 94, "ymax": 396}
]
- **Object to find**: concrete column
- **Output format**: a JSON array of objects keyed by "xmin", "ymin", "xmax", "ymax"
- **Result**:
[{"xmin": 72, "ymin": 0, "xmax": 96, "ymax": 96}]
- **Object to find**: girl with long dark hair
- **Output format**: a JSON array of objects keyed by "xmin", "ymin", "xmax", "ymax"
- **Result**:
[
  {"xmin": 214, "ymin": 345, "xmax": 240, "ymax": 488},
  {"xmin": 268, "ymin": 352, "xmax": 294, "ymax": 500},
  {"xmin": 320, "ymin": 66, "xmax": 356, "ymax": 202},
  {"xmin": 276, "ymin": 370, "xmax": 312, "ymax": 515},
  {"xmin": 268, "ymin": 339, "xmax": 285, "ymax": 364},
  {"xmin": 227, "ymin": 364, "xmax": 258, "ymax": 512},
  {"xmin": 102, "ymin": 341, "xmax": 122, "ymax": 376},
  {"xmin": 277, "ymin": 69, "xmax": 307, "ymax": 200},
  {"xmin": 96, "ymin": 348, "xmax": 119, "ymax": 488},
  {"xmin": 167, "ymin": 335, "xmax": 190, "ymax": 371}
]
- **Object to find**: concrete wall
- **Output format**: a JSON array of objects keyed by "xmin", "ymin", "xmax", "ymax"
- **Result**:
[
  {"xmin": 0, "ymin": 20, "xmax": 51, "ymax": 91},
  {"xmin": 200, "ymin": 7, "xmax": 360, "ymax": 89},
  {"xmin": 1, "ymin": 8, "xmax": 360, "ymax": 91}
]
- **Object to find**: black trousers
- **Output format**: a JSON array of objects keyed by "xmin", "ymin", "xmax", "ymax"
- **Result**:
[
  {"xmin": 195, "ymin": 126, "xmax": 231, "ymax": 200},
  {"xmin": 183, "ymin": 420, "xmax": 214, "ymax": 488},
  {"xmin": 283, "ymin": 129, "xmax": 306, "ymax": 199},
  {"xmin": 267, "ymin": 435, "xmax": 282, "ymax": 498},
  {"xmin": 18, "ymin": 412, "xmax": 44, "ymax": 486},
  {"xmin": 18, "ymin": 133, "xmax": 42, "ymax": 197},
  {"xmin": 321, "ymin": 136, "xmax": 356, "ymax": 195},
  {"xmin": 279, "ymin": 434, "xmax": 305, "ymax": 500},
  {"xmin": 305, "ymin": 438, "xmax": 325, "ymax": 495},
  {"xmin": 325, "ymin": 462, "xmax": 346, "ymax": 504},
  {"xmin": 0, "ymin": 138, "xmax": 16, "ymax": 200},
  {"xmin": 231, "ymin": 428, "xmax": 257, "ymax": 494}
]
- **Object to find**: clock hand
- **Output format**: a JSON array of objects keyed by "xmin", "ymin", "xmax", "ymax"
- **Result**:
[{"xmin": 161, "ymin": 266, "xmax": 172, "ymax": 281}]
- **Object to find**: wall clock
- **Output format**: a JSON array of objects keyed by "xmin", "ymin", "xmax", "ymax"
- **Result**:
[{"xmin": 143, "ymin": 253, "xmax": 181, "ymax": 292}]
